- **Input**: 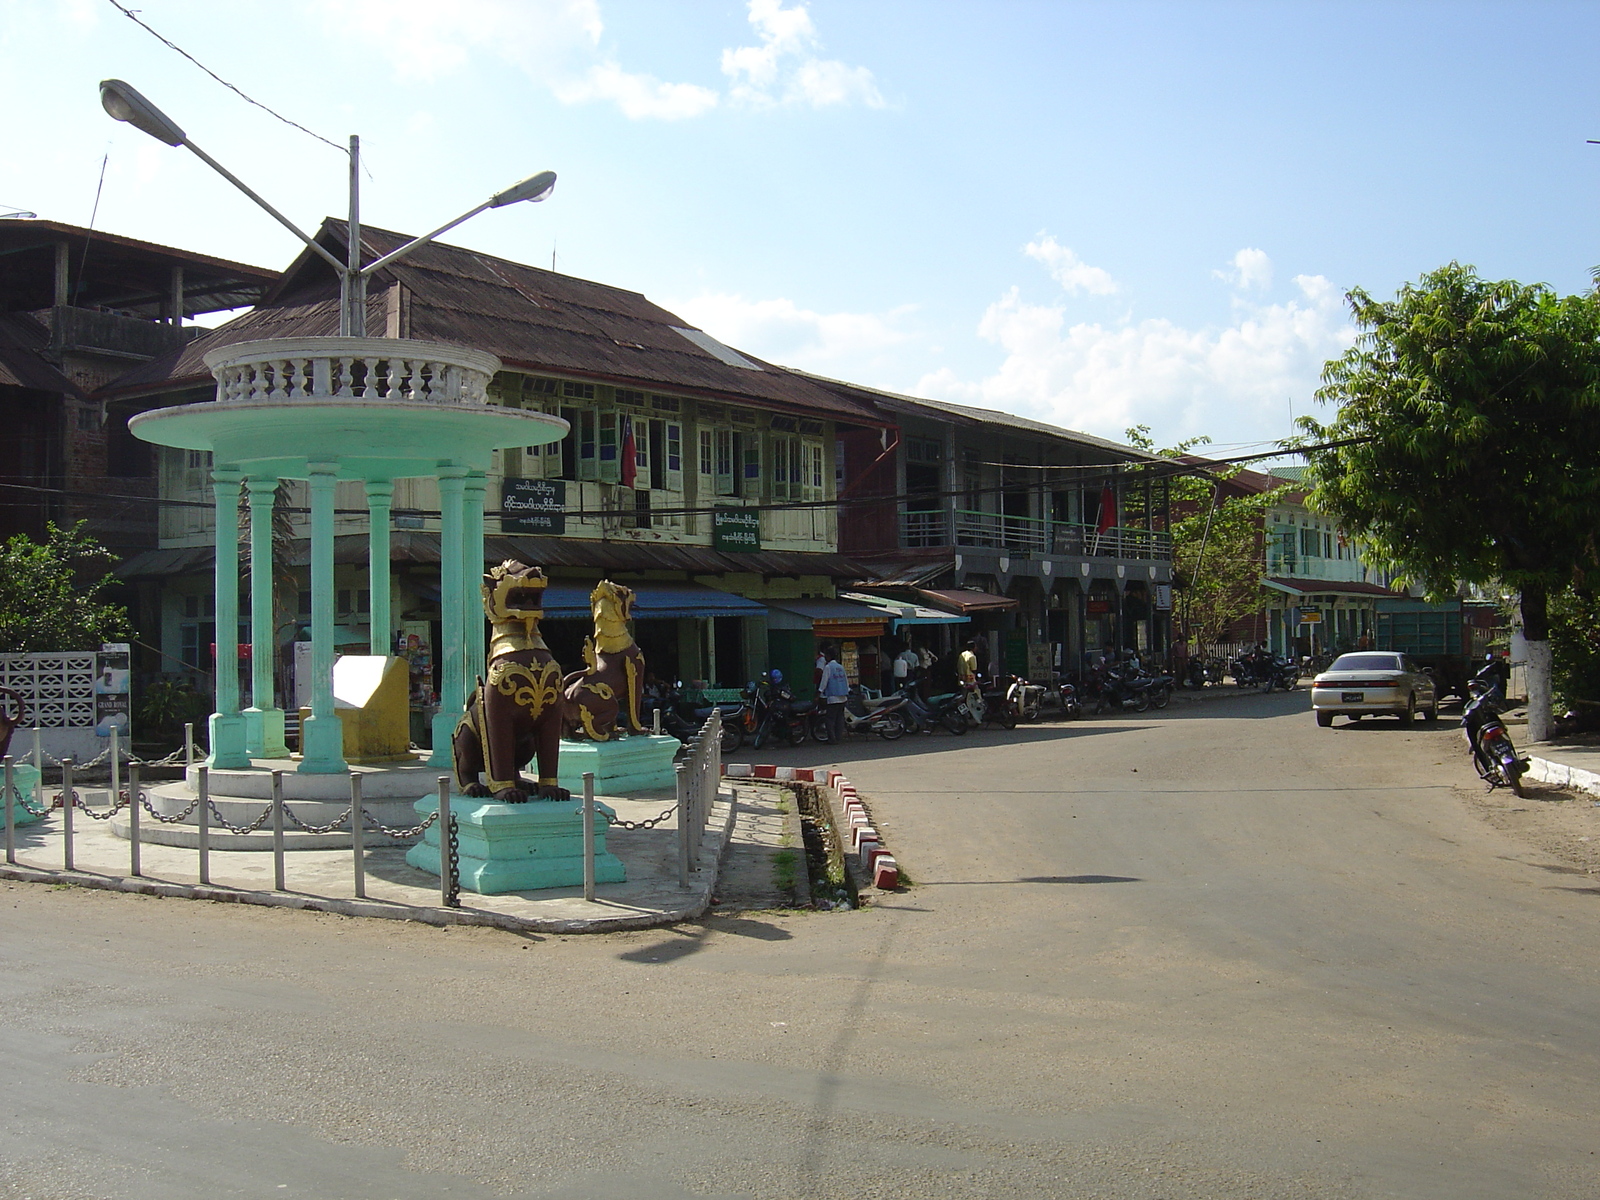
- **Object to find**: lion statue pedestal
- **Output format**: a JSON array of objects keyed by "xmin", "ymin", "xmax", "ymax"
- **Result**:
[
  {"xmin": 555, "ymin": 733, "xmax": 680, "ymax": 796},
  {"xmin": 405, "ymin": 793, "xmax": 625, "ymax": 894},
  {"xmin": 4, "ymin": 763, "xmax": 45, "ymax": 826}
]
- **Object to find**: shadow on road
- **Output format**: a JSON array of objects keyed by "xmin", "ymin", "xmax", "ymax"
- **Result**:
[
  {"xmin": 616, "ymin": 914, "xmax": 793, "ymax": 964},
  {"xmin": 917, "ymin": 874, "xmax": 1144, "ymax": 886}
]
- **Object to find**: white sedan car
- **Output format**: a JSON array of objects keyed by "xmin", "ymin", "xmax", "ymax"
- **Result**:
[{"xmin": 1311, "ymin": 652, "xmax": 1438, "ymax": 726}]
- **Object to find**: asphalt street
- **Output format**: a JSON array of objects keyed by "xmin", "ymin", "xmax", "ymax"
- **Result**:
[{"xmin": 3, "ymin": 690, "xmax": 1596, "ymax": 1199}]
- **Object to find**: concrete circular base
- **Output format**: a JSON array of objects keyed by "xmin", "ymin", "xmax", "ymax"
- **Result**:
[{"xmin": 114, "ymin": 756, "xmax": 452, "ymax": 850}]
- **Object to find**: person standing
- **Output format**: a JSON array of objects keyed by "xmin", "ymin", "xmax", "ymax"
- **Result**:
[
  {"xmin": 957, "ymin": 639, "xmax": 979, "ymax": 685},
  {"xmin": 819, "ymin": 646, "xmax": 850, "ymax": 744}
]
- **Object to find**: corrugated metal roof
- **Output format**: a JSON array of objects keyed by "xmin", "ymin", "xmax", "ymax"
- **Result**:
[
  {"xmin": 791, "ymin": 369, "xmax": 1163, "ymax": 461},
  {"xmin": 105, "ymin": 220, "xmax": 887, "ymax": 426},
  {"xmin": 1265, "ymin": 577, "xmax": 1401, "ymax": 598}
]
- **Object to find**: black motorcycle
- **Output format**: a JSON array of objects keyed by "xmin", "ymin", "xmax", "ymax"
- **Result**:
[
  {"xmin": 1266, "ymin": 656, "xmax": 1300, "ymax": 692},
  {"xmin": 1462, "ymin": 680, "xmax": 1528, "ymax": 796},
  {"xmin": 641, "ymin": 685, "xmax": 746, "ymax": 754},
  {"xmin": 743, "ymin": 677, "xmax": 815, "ymax": 749}
]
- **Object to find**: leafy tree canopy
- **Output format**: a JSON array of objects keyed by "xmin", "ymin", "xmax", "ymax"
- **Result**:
[
  {"xmin": 1296, "ymin": 264, "xmax": 1600, "ymax": 622},
  {"xmin": 0, "ymin": 522, "xmax": 133, "ymax": 653},
  {"xmin": 1294, "ymin": 263, "xmax": 1600, "ymax": 738}
]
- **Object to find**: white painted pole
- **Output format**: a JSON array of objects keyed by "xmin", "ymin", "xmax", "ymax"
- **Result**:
[{"xmin": 582, "ymin": 771, "xmax": 596, "ymax": 902}]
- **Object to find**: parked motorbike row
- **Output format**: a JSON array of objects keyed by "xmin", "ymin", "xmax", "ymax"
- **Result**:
[
  {"xmin": 640, "ymin": 659, "xmax": 1193, "ymax": 753},
  {"xmin": 1179, "ymin": 648, "xmax": 1301, "ymax": 693}
]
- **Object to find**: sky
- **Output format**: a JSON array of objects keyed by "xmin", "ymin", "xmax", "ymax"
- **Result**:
[{"xmin": 6, "ymin": 0, "xmax": 1600, "ymax": 455}]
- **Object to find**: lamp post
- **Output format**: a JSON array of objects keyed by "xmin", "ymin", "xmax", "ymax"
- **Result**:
[{"xmin": 99, "ymin": 79, "xmax": 555, "ymax": 335}]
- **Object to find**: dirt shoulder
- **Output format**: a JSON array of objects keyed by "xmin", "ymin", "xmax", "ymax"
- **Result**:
[{"xmin": 1459, "ymin": 775, "xmax": 1600, "ymax": 880}]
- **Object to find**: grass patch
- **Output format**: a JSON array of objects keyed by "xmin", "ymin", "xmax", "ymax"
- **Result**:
[{"xmin": 772, "ymin": 847, "xmax": 799, "ymax": 895}]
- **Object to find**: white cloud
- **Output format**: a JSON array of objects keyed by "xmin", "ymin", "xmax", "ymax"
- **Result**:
[
  {"xmin": 313, "ymin": 0, "xmax": 603, "ymax": 81},
  {"xmin": 316, "ymin": 0, "xmax": 880, "ymax": 119},
  {"xmin": 1024, "ymin": 235, "xmax": 1117, "ymax": 296},
  {"xmin": 721, "ymin": 0, "xmax": 885, "ymax": 109},
  {"xmin": 552, "ymin": 63, "xmax": 719, "ymax": 120},
  {"xmin": 668, "ymin": 292, "xmax": 912, "ymax": 368},
  {"xmin": 1215, "ymin": 246, "xmax": 1274, "ymax": 291},
  {"xmin": 917, "ymin": 271, "xmax": 1355, "ymax": 446}
]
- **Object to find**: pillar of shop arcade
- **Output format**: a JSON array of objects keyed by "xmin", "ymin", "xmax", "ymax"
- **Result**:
[{"xmin": 131, "ymin": 337, "xmax": 568, "ymax": 774}]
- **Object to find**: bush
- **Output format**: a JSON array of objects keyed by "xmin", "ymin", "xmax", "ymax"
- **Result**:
[{"xmin": 1550, "ymin": 586, "xmax": 1600, "ymax": 712}]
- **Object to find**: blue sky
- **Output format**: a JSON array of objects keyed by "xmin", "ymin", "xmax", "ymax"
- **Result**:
[{"xmin": 6, "ymin": 0, "xmax": 1598, "ymax": 452}]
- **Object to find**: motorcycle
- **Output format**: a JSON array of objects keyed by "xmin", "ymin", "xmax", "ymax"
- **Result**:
[
  {"xmin": 641, "ymin": 685, "xmax": 746, "ymax": 754},
  {"xmin": 1087, "ymin": 663, "xmax": 1154, "ymax": 714},
  {"xmin": 1055, "ymin": 679, "xmax": 1083, "ymax": 720},
  {"xmin": 742, "ymin": 673, "xmax": 815, "ymax": 749},
  {"xmin": 811, "ymin": 686, "xmax": 916, "ymax": 742},
  {"xmin": 1266, "ymin": 656, "xmax": 1300, "ymax": 692},
  {"xmin": 979, "ymin": 674, "xmax": 1022, "ymax": 729},
  {"xmin": 1462, "ymin": 680, "xmax": 1529, "ymax": 796}
]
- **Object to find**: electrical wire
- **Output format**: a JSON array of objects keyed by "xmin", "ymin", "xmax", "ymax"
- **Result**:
[{"xmin": 104, "ymin": 0, "xmax": 344, "ymax": 154}]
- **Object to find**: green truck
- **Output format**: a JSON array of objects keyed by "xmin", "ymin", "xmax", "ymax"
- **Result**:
[{"xmin": 1374, "ymin": 598, "xmax": 1498, "ymax": 700}]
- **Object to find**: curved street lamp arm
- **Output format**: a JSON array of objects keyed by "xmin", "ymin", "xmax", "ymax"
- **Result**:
[
  {"xmin": 358, "ymin": 200, "xmax": 493, "ymax": 280},
  {"xmin": 182, "ymin": 139, "xmax": 345, "ymax": 273}
]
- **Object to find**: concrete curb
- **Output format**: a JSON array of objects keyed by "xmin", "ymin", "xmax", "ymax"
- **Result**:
[
  {"xmin": 723, "ymin": 763, "xmax": 901, "ymax": 892},
  {"xmin": 1525, "ymin": 756, "xmax": 1600, "ymax": 799},
  {"xmin": 0, "ymin": 789, "xmax": 743, "ymax": 936}
]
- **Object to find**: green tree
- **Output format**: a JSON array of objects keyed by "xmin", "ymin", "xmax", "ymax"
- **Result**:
[
  {"xmin": 1295, "ymin": 264, "xmax": 1600, "ymax": 740},
  {"xmin": 1549, "ymin": 585, "xmax": 1600, "ymax": 717},
  {"xmin": 1125, "ymin": 427, "xmax": 1288, "ymax": 653},
  {"xmin": 0, "ymin": 522, "xmax": 133, "ymax": 652}
]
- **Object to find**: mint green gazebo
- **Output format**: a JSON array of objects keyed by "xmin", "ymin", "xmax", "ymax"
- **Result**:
[{"xmin": 132, "ymin": 336, "xmax": 568, "ymax": 774}]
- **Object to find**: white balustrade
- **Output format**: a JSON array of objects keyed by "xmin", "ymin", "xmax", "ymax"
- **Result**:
[{"xmin": 204, "ymin": 338, "xmax": 500, "ymax": 408}]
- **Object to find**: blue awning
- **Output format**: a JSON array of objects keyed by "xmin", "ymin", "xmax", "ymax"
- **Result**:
[
  {"xmin": 537, "ymin": 582, "xmax": 767, "ymax": 621},
  {"xmin": 838, "ymin": 592, "xmax": 972, "ymax": 630}
]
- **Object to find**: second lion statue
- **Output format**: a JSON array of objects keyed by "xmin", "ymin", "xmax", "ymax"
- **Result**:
[{"xmin": 562, "ymin": 580, "xmax": 647, "ymax": 741}]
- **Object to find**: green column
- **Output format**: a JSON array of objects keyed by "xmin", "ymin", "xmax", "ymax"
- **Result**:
[
  {"xmin": 299, "ymin": 463, "xmax": 347, "ymax": 774},
  {"xmin": 366, "ymin": 479, "xmax": 393, "ymax": 657},
  {"xmin": 208, "ymin": 467, "xmax": 251, "ymax": 769},
  {"xmin": 464, "ymin": 471, "xmax": 488, "ymax": 684},
  {"xmin": 243, "ymin": 476, "xmax": 288, "ymax": 758},
  {"xmin": 429, "ymin": 467, "xmax": 467, "ymax": 768}
]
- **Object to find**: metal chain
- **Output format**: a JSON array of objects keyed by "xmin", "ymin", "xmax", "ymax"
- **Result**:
[
  {"xmin": 137, "ymin": 791, "xmax": 201, "ymax": 824},
  {"xmin": 280, "ymin": 804, "xmax": 353, "ymax": 835},
  {"xmin": 591, "ymin": 803, "xmax": 679, "ymax": 831},
  {"xmin": 357, "ymin": 806, "xmax": 439, "ymax": 839},
  {"xmin": 204, "ymin": 797, "xmax": 275, "ymax": 836},
  {"xmin": 65, "ymin": 789, "xmax": 129, "ymax": 822},
  {"xmin": 8, "ymin": 784, "xmax": 57, "ymax": 818},
  {"xmin": 445, "ymin": 814, "xmax": 461, "ymax": 908}
]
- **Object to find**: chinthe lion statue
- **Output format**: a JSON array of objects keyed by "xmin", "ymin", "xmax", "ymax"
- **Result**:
[
  {"xmin": 453, "ymin": 560, "xmax": 568, "ymax": 802},
  {"xmin": 562, "ymin": 580, "xmax": 647, "ymax": 741}
]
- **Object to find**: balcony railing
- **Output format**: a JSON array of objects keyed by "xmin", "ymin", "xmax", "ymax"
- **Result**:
[
  {"xmin": 204, "ymin": 337, "xmax": 500, "ymax": 407},
  {"xmin": 900, "ymin": 506, "xmax": 1172, "ymax": 560}
]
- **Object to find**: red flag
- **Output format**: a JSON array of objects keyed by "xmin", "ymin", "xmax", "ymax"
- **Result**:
[
  {"xmin": 620, "ymin": 415, "xmax": 638, "ymax": 488},
  {"xmin": 1096, "ymin": 485, "xmax": 1117, "ymax": 534}
]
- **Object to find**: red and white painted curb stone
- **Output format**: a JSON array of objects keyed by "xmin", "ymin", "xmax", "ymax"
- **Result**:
[{"xmin": 721, "ymin": 762, "xmax": 902, "ymax": 892}]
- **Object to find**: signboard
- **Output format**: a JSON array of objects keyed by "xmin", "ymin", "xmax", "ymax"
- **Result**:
[
  {"xmin": 94, "ymin": 643, "xmax": 131, "ymax": 736},
  {"xmin": 1153, "ymin": 583, "xmax": 1173, "ymax": 610},
  {"xmin": 713, "ymin": 506, "xmax": 761, "ymax": 552},
  {"xmin": 1298, "ymin": 607, "xmax": 1322, "ymax": 624},
  {"xmin": 1086, "ymin": 598, "xmax": 1114, "ymax": 616},
  {"xmin": 501, "ymin": 477, "xmax": 565, "ymax": 535}
]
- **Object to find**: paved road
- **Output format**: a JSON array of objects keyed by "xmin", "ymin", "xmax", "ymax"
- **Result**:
[{"xmin": 4, "ymin": 692, "xmax": 1596, "ymax": 1199}]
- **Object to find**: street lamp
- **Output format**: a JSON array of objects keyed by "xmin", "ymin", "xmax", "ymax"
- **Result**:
[{"xmin": 99, "ymin": 79, "xmax": 556, "ymax": 336}]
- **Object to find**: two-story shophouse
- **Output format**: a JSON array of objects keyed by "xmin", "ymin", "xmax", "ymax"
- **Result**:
[
  {"xmin": 104, "ymin": 220, "xmax": 892, "ymax": 723},
  {"xmin": 799, "ymin": 375, "xmax": 1173, "ymax": 681}
]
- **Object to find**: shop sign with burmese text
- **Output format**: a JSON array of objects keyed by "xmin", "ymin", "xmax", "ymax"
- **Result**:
[
  {"xmin": 713, "ymin": 506, "xmax": 761, "ymax": 552},
  {"xmin": 502, "ymin": 478, "xmax": 565, "ymax": 535}
]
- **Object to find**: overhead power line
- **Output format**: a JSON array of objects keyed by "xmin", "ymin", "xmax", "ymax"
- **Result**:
[{"xmin": 104, "ymin": 0, "xmax": 343, "ymax": 154}]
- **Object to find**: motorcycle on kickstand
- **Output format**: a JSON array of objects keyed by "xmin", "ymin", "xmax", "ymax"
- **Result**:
[{"xmin": 1462, "ymin": 679, "xmax": 1529, "ymax": 796}]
